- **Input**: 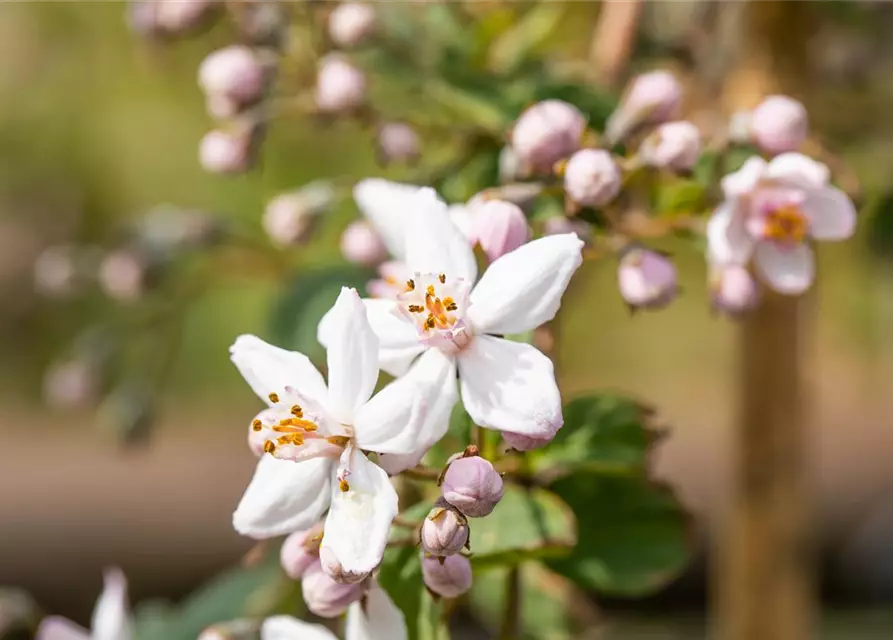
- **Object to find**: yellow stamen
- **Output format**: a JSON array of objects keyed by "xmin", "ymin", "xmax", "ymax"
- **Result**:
[
  {"xmin": 251, "ymin": 419, "xmax": 263, "ymax": 431},
  {"xmin": 765, "ymin": 205, "xmax": 807, "ymax": 243},
  {"xmin": 425, "ymin": 314, "xmax": 436, "ymax": 330},
  {"xmin": 327, "ymin": 435, "xmax": 350, "ymax": 447},
  {"xmin": 438, "ymin": 273, "xmax": 446, "ymax": 284},
  {"xmin": 426, "ymin": 285, "xmax": 435, "ymax": 296},
  {"xmin": 268, "ymin": 392, "xmax": 279, "ymax": 404},
  {"xmin": 339, "ymin": 479, "xmax": 350, "ymax": 492},
  {"xmin": 406, "ymin": 278, "xmax": 415, "ymax": 291},
  {"xmin": 290, "ymin": 405, "xmax": 303, "ymax": 417},
  {"xmin": 263, "ymin": 440, "xmax": 276, "ymax": 454},
  {"xmin": 408, "ymin": 304, "xmax": 424, "ymax": 313}
]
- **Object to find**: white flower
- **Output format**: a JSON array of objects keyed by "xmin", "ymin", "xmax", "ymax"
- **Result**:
[
  {"xmin": 320, "ymin": 184, "xmax": 584, "ymax": 469},
  {"xmin": 260, "ymin": 583, "xmax": 406, "ymax": 640},
  {"xmin": 36, "ymin": 568, "xmax": 134, "ymax": 640},
  {"xmin": 707, "ymin": 153, "xmax": 856, "ymax": 295},
  {"xmin": 231, "ymin": 287, "xmax": 428, "ymax": 580}
]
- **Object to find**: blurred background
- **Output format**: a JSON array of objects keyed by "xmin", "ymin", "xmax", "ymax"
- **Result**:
[{"xmin": 4, "ymin": 1, "xmax": 893, "ymax": 638}]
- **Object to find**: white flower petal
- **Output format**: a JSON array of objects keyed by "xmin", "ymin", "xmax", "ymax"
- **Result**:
[
  {"xmin": 36, "ymin": 617, "xmax": 90, "ymax": 640},
  {"xmin": 353, "ymin": 376, "xmax": 426, "ymax": 455},
  {"xmin": 405, "ymin": 188, "xmax": 477, "ymax": 283},
  {"xmin": 804, "ymin": 186, "xmax": 857, "ymax": 241},
  {"xmin": 766, "ymin": 152, "xmax": 830, "ymax": 190},
  {"xmin": 353, "ymin": 179, "xmax": 421, "ymax": 260},
  {"xmin": 376, "ymin": 446, "xmax": 429, "ymax": 476},
  {"xmin": 230, "ymin": 335, "xmax": 328, "ymax": 408},
  {"xmin": 754, "ymin": 241, "xmax": 815, "ymax": 295},
  {"xmin": 261, "ymin": 615, "xmax": 338, "ymax": 640},
  {"xmin": 721, "ymin": 156, "xmax": 767, "ymax": 200},
  {"xmin": 345, "ymin": 584, "xmax": 407, "ymax": 640},
  {"xmin": 320, "ymin": 447, "xmax": 398, "ymax": 577},
  {"xmin": 233, "ymin": 456, "xmax": 333, "ymax": 539},
  {"xmin": 91, "ymin": 567, "xmax": 134, "ymax": 640},
  {"xmin": 458, "ymin": 336, "xmax": 561, "ymax": 437},
  {"xmin": 467, "ymin": 234, "xmax": 584, "ymax": 335},
  {"xmin": 706, "ymin": 203, "xmax": 755, "ymax": 266},
  {"xmin": 448, "ymin": 204, "xmax": 477, "ymax": 244},
  {"xmin": 326, "ymin": 288, "xmax": 380, "ymax": 423}
]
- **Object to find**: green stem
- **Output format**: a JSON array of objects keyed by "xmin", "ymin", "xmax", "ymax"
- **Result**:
[{"xmin": 499, "ymin": 566, "xmax": 522, "ymax": 640}]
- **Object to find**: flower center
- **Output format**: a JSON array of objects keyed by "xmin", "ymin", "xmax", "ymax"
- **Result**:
[
  {"xmin": 764, "ymin": 204, "xmax": 808, "ymax": 244},
  {"xmin": 396, "ymin": 272, "xmax": 473, "ymax": 353},
  {"xmin": 251, "ymin": 388, "xmax": 348, "ymax": 461}
]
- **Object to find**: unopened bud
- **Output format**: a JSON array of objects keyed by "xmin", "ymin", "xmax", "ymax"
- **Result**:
[
  {"xmin": 542, "ymin": 217, "xmax": 592, "ymax": 245},
  {"xmin": 563, "ymin": 149, "xmax": 621, "ymax": 207},
  {"xmin": 420, "ymin": 505, "xmax": 468, "ymax": 557},
  {"xmin": 376, "ymin": 122, "xmax": 420, "ymax": 165},
  {"xmin": 199, "ymin": 129, "xmax": 252, "ymax": 174},
  {"xmin": 232, "ymin": 0, "xmax": 288, "ymax": 47},
  {"xmin": 340, "ymin": 220, "xmax": 387, "ymax": 266},
  {"xmin": 421, "ymin": 553, "xmax": 472, "ymax": 599},
  {"xmin": 441, "ymin": 455, "xmax": 504, "ymax": 518},
  {"xmin": 156, "ymin": 0, "xmax": 219, "ymax": 35},
  {"xmin": 367, "ymin": 261, "xmax": 411, "ymax": 299},
  {"xmin": 199, "ymin": 45, "xmax": 266, "ymax": 111},
  {"xmin": 263, "ymin": 193, "xmax": 321, "ymax": 247},
  {"xmin": 617, "ymin": 248, "xmax": 678, "ymax": 311},
  {"xmin": 502, "ymin": 430, "xmax": 555, "ymax": 452},
  {"xmin": 198, "ymin": 618, "xmax": 258, "ymax": 640},
  {"xmin": 280, "ymin": 528, "xmax": 322, "ymax": 579},
  {"xmin": 301, "ymin": 562, "xmax": 362, "ymax": 618},
  {"xmin": 34, "ymin": 245, "xmax": 80, "ymax": 298},
  {"xmin": 511, "ymin": 100, "xmax": 586, "ymax": 174},
  {"xmin": 471, "ymin": 200, "xmax": 529, "ymax": 262},
  {"xmin": 98, "ymin": 248, "xmax": 153, "ymax": 302},
  {"xmin": 43, "ymin": 359, "xmax": 100, "ymax": 410},
  {"xmin": 639, "ymin": 121, "xmax": 701, "ymax": 171},
  {"xmin": 316, "ymin": 55, "xmax": 366, "ymax": 114},
  {"xmin": 328, "ymin": 2, "xmax": 376, "ymax": 48},
  {"xmin": 606, "ymin": 70, "xmax": 682, "ymax": 143},
  {"xmin": 319, "ymin": 545, "xmax": 369, "ymax": 585},
  {"xmin": 711, "ymin": 264, "xmax": 760, "ymax": 316},
  {"xmin": 750, "ymin": 95, "xmax": 808, "ymax": 155}
]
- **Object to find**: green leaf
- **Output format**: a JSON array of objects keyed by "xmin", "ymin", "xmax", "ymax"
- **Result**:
[
  {"xmin": 268, "ymin": 265, "xmax": 374, "ymax": 363},
  {"xmin": 545, "ymin": 471, "xmax": 690, "ymax": 597},
  {"xmin": 653, "ymin": 178, "xmax": 707, "ymax": 217},
  {"xmin": 487, "ymin": 3, "xmax": 567, "ymax": 75},
  {"xmin": 378, "ymin": 546, "xmax": 449, "ymax": 640},
  {"xmin": 423, "ymin": 78, "xmax": 511, "ymax": 134}
]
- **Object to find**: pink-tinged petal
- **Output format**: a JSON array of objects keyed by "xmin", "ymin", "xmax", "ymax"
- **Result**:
[
  {"xmin": 345, "ymin": 583, "xmax": 407, "ymax": 640},
  {"xmin": 765, "ymin": 152, "xmax": 829, "ymax": 190},
  {"xmin": 352, "ymin": 373, "xmax": 427, "ymax": 455},
  {"xmin": 376, "ymin": 447, "xmax": 429, "ymax": 476},
  {"xmin": 326, "ymin": 288, "xmax": 380, "ymax": 423},
  {"xmin": 804, "ymin": 186, "xmax": 857, "ymax": 241},
  {"xmin": 706, "ymin": 203, "xmax": 755, "ymax": 266},
  {"xmin": 91, "ymin": 567, "xmax": 134, "ymax": 640},
  {"xmin": 233, "ymin": 456, "xmax": 334, "ymax": 539},
  {"xmin": 457, "ymin": 336, "xmax": 561, "ymax": 437},
  {"xmin": 405, "ymin": 188, "xmax": 477, "ymax": 283},
  {"xmin": 261, "ymin": 615, "xmax": 338, "ymax": 640},
  {"xmin": 320, "ymin": 447, "xmax": 398, "ymax": 578},
  {"xmin": 721, "ymin": 156, "xmax": 767, "ymax": 200},
  {"xmin": 36, "ymin": 617, "xmax": 90, "ymax": 640},
  {"xmin": 353, "ymin": 179, "xmax": 421, "ymax": 260},
  {"xmin": 467, "ymin": 234, "xmax": 584, "ymax": 335},
  {"xmin": 753, "ymin": 241, "xmax": 815, "ymax": 295},
  {"xmin": 448, "ymin": 204, "xmax": 477, "ymax": 244},
  {"xmin": 318, "ymin": 298, "xmax": 423, "ymax": 378},
  {"xmin": 230, "ymin": 335, "xmax": 328, "ymax": 408}
]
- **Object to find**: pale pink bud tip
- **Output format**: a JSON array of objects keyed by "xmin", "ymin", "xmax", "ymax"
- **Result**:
[
  {"xmin": 750, "ymin": 95, "xmax": 809, "ymax": 155},
  {"xmin": 441, "ymin": 456, "xmax": 504, "ymax": 518},
  {"xmin": 472, "ymin": 200, "xmax": 530, "ymax": 262},
  {"xmin": 319, "ymin": 546, "xmax": 369, "ymax": 585},
  {"xmin": 328, "ymin": 2, "xmax": 376, "ymax": 48},
  {"xmin": 301, "ymin": 562, "xmax": 362, "ymax": 618},
  {"xmin": 199, "ymin": 130, "xmax": 251, "ymax": 174},
  {"xmin": 316, "ymin": 55, "xmax": 366, "ymax": 114},
  {"xmin": 420, "ymin": 506, "xmax": 468, "ymax": 557},
  {"xmin": 421, "ymin": 553, "xmax": 473, "ymax": 599},
  {"xmin": 712, "ymin": 265, "xmax": 760, "ymax": 316},
  {"xmin": 98, "ymin": 249, "xmax": 149, "ymax": 302},
  {"xmin": 263, "ymin": 194, "xmax": 317, "ymax": 247},
  {"xmin": 639, "ymin": 121, "xmax": 702, "ymax": 171},
  {"xmin": 377, "ymin": 122, "xmax": 420, "ymax": 164},
  {"xmin": 617, "ymin": 248, "xmax": 678, "ymax": 310},
  {"xmin": 511, "ymin": 100, "xmax": 586, "ymax": 174},
  {"xmin": 198, "ymin": 45, "xmax": 265, "ymax": 107},
  {"xmin": 563, "ymin": 149, "xmax": 621, "ymax": 207},
  {"xmin": 280, "ymin": 529, "xmax": 320, "ymax": 579},
  {"xmin": 341, "ymin": 220, "xmax": 388, "ymax": 266},
  {"xmin": 607, "ymin": 70, "xmax": 682, "ymax": 142},
  {"xmin": 502, "ymin": 430, "xmax": 554, "ymax": 452}
]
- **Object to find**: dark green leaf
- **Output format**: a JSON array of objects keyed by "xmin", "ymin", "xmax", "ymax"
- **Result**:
[
  {"xmin": 546, "ymin": 472, "xmax": 690, "ymax": 597},
  {"xmin": 268, "ymin": 265, "xmax": 374, "ymax": 363},
  {"xmin": 653, "ymin": 178, "xmax": 707, "ymax": 217},
  {"xmin": 378, "ymin": 546, "xmax": 448, "ymax": 640},
  {"xmin": 487, "ymin": 3, "xmax": 567, "ymax": 75}
]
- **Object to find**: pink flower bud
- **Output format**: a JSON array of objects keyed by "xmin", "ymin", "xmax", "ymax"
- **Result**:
[
  {"xmin": 421, "ymin": 553, "xmax": 472, "ymax": 599},
  {"xmin": 319, "ymin": 546, "xmax": 369, "ymax": 585},
  {"xmin": 606, "ymin": 70, "xmax": 682, "ymax": 143},
  {"xmin": 198, "ymin": 619, "xmax": 257, "ymax": 640},
  {"xmin": 420, "ymin": 506, "xmax": 468, "ymax": 557},
  {"xmin": 34, "ymin": 245, "xmax": 80, "ymax": 298},
  {"xmin": 300, "ymin": 562, "xmax": 362, "ymax": 618},
  {"xmin": 511, "ymin": 100, "xmax": 586, "ymax": 174},
  {"xmin": 280, "ymin": 529, "xmax": 321, "ymax": 579},
  {"xmin": 199, "ymin": 45, "xmax": 265, "ymax": 109},
  {"xmin": 563, "ymin": 149, "xmax": 621, "ymax": 207},
  {"xmin": 711, "ymin": 264, "xmax": 760, "ymax": 316},
  {"xmin": 376, "ymin": 122, "xmax": 420, "ymax": 165},
  {"xmin": 340, "ymin": 220, "xmax": 387, "ymax": 266},
  {"xmin": 750, "ymin": 95, "xmax": 808, "ymax": 155},
  {"xmin": 617, "ymin": 248, "xmax": 678, "ymax": 310},
  {"xmin": 263, "ymin": 194, "xmax": 316, "ymax": 247},
  {"xmin": 199, "ymin": 129, "xmax": 251, "ymax": 174},
  {"xmin": 502, "ymin": 430, "xmax": 554, "ymax": 452},
  {"xmin": 441, "ymin": 456, "xmax": 504, "ymax": 518},
  {"xmin": 316, "ymin": 55, "xmax": 366, "ymax": 114},
  {"xmin": 328, "ymin": 2, "xmax": 376, "ymax": 48},
  {"xmin": 471, "ymin": 200, "xmax": 530, "ymax": 262},
  {"xmin": 98, "ymin": 249, "xmax": 150, "ymax": 302},
  {"xmin": 639, "ymin": 121, "xmax": 701, "ymax": 171},
  {"xmin": 155, "ymin": 0, "xmax": 219, "ymax": 35}
]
